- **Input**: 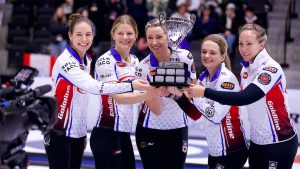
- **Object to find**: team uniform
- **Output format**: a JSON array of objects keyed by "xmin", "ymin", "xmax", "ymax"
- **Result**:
[
  {"xmin": 46, "ymin": 45, "xmax": 134, "ymax": 169},
  {"xmin": 90, "ymin": 48, "xmax": 139, "ymax": 169},
  {"xmin": 240, "ymin": 48, "xmax": 297, "ymax": 168},
  {"xmin": 193, "ymin": 64, "xmax": 248, "ymax": 168},
  {"xmin": 135, "ymin": 49, "xmax": 197, "ymax": 169}
]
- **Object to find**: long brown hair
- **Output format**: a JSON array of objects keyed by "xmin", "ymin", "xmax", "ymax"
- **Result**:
[{"xmin": 67, "ymin": 13, "xmax": 95, "ymax": 36}]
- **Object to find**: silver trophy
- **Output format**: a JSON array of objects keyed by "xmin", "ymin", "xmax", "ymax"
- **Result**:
[
  {"xmin": 150, "ymin": 13, "xmax": 196, "ymax": 87},
  {"xmin": 159, "ymin": 12, "xmax": 196, "ymax": 61}
]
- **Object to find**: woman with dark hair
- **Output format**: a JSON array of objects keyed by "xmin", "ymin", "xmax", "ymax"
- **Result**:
[{"xmin": 45, "ymin": 13, "xmax": 151, "ymax": 169}]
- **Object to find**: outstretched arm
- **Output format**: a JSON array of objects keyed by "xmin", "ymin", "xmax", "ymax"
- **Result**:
[{"xmin": 185, "ymin": 83, "xmax": 265, "ymax": 106}]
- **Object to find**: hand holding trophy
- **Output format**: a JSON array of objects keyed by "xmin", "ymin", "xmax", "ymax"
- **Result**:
[{"xmin": 150, "ymin": 12, "xmax": 196, "ymax": 87}]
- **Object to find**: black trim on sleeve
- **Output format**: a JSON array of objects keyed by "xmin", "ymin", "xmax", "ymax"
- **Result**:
[
  {"xmin": 129, "ymin": 81, "xmax": 134, "ymax": 92},
  {"xmin": 121, "ymin": 79, "xmax": 134, "ymax": 92},
  {"xmin": 204, "ymin": 83, "xmax": 265, "ymax": 106}
]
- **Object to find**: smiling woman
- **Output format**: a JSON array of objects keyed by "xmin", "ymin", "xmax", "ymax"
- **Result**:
[
  {"xmin": 190, "ymin": 34, "xmax": 248, "ymax": 169},
  {"xmin": 46, "ymin": 14, "xmax": 151, "ymax": 169},
  {"xmin": 67, "ymin": 14, "xmax": 95, "ymax": 59},
  {"xmin": 185, "ymin": 23, "xmax": 298, "ymax": 169},
  {"xmin": 134, "ymin": 18, "xmax": 197, "ymax": 169},
  {"xmin": 89, "ymin": 15, "xmax": 165, "ymax": 169}
]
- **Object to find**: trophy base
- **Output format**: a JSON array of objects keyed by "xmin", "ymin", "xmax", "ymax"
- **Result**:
[{"xmin": 150, "ymin": 82, "xmax": 190, "ymax": 88}]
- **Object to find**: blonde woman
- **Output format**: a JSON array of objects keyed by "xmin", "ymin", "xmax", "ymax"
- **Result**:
[{"xmin": 186, "ymin": 24, "xmax": 298, "ymax": 169}]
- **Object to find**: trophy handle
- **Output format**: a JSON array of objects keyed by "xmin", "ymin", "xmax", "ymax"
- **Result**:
[
  {"xmin": 189, "ymin": 14, "xmax": 196, "ymax": 25},
  {"xmin": 158, "ymin": 12, "xmax": 166, "ymax": 28},
  {"xmin": 188, "ymin": 14, "xmax": 196, "ymax": 32}
]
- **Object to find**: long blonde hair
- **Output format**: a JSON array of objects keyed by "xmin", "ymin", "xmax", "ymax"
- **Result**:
[
  {"xmin": 201, "ymin": 34, "xmax": 232, "ymax": 71},
  {"xmin": 110, "ymin": 15, "xmax": 138, "ymax": 46},
  {"xmin": 238, "ymin": 23, "xmax": 268, "ymax": 47}
]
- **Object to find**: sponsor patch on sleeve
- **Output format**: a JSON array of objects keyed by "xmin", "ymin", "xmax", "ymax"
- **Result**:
[
  {"xmin": 96, "ymin": 57, "xmax": 111, "ymax": 66},
  {"xmin": 258, "ymin": 72, "xmax": 272, "ymax": 85},
  {"xmin": 242, "ymin": 72, "xmax": 248, "ymax": 79},
  {"xmin": 135, "ymin": 67, "xmax": 143, "ymax": 77},
  {"xmin": 187, "ymin": 52, "xmax": 193, "ymax": 59},
  {"xmin": 116, "ymin": 61, "xmax": 126, "ymax": 67},
  {"xmin": 263, "ymin": 66, "xmax": 278, "ymax": 73},
  {"xmin": 220, "ymin": 82, "xmax": 235, "ymax": 90},
  {"xmin": 99, "ymin": 74, "xmax": 112, "ymax": 79},
  {"xmin": 62, "ymin": 61, "xmax": 78, "ymax": 73},
  {"xmin": 205, "ymin": 107, "xmax": 215, "ymax": 118}
]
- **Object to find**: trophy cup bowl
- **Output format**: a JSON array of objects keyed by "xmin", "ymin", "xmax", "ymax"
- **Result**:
[
  {"xmin": 158, "ymin": 12, "xmax": 196, "ymax": 51},
  {"xmin": 149, "ymin": 12, "xmax": 196, "ymax": 87}
]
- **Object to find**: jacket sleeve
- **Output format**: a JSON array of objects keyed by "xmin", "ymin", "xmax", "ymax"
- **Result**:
[
  {"xmin": 204, "ymin": 83, "xmax": 265, "ymax": 106},
  {"xmin": 194, "ymin": 75, "xmax": 239, "ymax": 123},
  {"xmin": 175, "ymin": 94, "xmax": 202, "ymax": 121},
  {"xmin": 94, "ymin": 55, "xmax": 118, "ymax": 82},
  {"xmin": 56, "ymin": 59, "xmax": 133, "ymax": 95}
]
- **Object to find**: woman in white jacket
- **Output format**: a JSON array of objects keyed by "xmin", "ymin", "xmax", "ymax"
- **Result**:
[{"xmin": 172, "ymin": 34, "xmax": 248, "ymax": 168}]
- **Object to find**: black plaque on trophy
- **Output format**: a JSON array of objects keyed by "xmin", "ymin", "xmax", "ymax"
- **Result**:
[{"xmin": 150, "ymin": 62, "xmax": 191, "ymax": 87}]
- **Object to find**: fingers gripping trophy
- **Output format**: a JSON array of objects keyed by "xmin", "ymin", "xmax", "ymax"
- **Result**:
[{"xmin": 150, "ymin": 12, "xmax": 196, "ymax": 87}]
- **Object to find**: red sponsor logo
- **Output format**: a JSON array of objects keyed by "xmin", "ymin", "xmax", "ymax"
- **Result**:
[
  {"xmin": 116, "ymin": 62, "xmax": 126, "ymax": 67},
  {"xmin": 258, "ymin": 73, "xmax": 271, "ymax": 85},
  {"xmin": 58, "ymin": 85, "xmax": 71, "ymax": 120},
  {"xmin": 76, "ymin": 87, "xmax": 86, "ymax": 94},
  {"xmin": 79, "ymin": 64, "xmax": 84, "ymax": 70},
  {"xmin": 150, "ymin": 69, "xmax": 156, "ymax": 76},
  {"xmin": 242, "ymin": 72, "xmax": 248, "ymax": 79}
]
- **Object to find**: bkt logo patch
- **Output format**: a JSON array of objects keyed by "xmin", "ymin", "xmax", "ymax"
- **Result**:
[
  {"xmin": 263, "ymin": 66, "xmax": 278, "ymax": 73},
  {"xmin": 221, "ymin": 82, "xmax": 235, "ymax": 90}
]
